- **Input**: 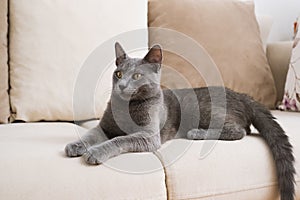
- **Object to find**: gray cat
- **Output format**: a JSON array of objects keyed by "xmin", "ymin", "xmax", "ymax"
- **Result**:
[{"xmin": 65, "ymin": 42, "xmax": 295, "ymax": 200}]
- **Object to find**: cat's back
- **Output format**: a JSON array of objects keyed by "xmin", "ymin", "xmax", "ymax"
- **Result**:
[
  {"xmin": 163, "ymin": 86, "xmax": 223, "ymax": 107},
  {"xmin": 163, "ymin": 86, "xmax": 251, "ymax": 107},
  {"xmin": 162, "ymin": 86, "xmax": 252, "ymax": 124}
]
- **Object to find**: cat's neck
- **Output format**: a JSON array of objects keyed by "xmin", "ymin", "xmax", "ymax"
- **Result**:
[{"xmin": 111, "ymin": 89, "xmax": 163, "ymax": 106}]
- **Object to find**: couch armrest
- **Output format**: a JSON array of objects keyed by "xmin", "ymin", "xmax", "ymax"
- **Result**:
[{"xmin": 266, "ymin": 41, "xmax": 293, "ymax": 103}]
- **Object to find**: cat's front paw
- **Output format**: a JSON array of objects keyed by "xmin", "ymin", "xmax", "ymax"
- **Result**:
[
  {"xmin": 65, "ymin": 141, "xmax": 87, "ymax": 157},
  {"xmin": 83, "ymin": 147, "xmax": 109, "ymax": 165}
]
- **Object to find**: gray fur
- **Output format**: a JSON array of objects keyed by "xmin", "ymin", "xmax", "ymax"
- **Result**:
[{"xmin": 65, "ymin": 42, "xmax": 295, "ymax": 200}]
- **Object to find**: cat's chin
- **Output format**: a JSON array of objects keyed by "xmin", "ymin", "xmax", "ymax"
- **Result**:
[{"xmin": 119, "ymin": 93, "xmax": 132, "ymax": 101}]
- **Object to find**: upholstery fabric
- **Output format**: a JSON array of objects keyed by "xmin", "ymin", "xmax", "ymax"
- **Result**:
[
  {"xmin": 266, "ymin": 41, "xmax": 293, "ymax": 103},
  {"xmin": 0, "ymin": 0, "xmax": 10, "ymax": 123},
  {"xmin": 9, "ymin": 0, "xmax": 147, "ymax": 122},
  {"xmin": 148, "ymin": 0, "xmax": 277, "ymax": 108},
  {"xmin": 156, "ymin": 110, "xmax": 300, "ymax": 199},
  {"xmin": 278, "ymin": 29, "xmax": 300, "ymax": 111},
  {"xmin": 0, "ymin": 114, "xmax": 299, "ymax": 200},
  {"xmin": 0, "ymin": 123, "xmax": 167, "ymax": 200},
  {"xmin": 256, "ymin": 15, "xmax": 273, "ymax": 52},
  {"xmin": 77, "ymin": 119, "xmax": 100, "ymax": 130}
]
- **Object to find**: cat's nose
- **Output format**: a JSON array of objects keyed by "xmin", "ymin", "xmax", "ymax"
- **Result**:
[{"xmin": 119, "ymin": 84, "xmax": 126, "ymax": 91}]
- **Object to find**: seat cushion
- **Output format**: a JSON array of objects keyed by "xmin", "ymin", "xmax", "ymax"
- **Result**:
[
  {"xmin": 0, "ymin": 123, "xmax": 167, "ymax": 200},
  {"xmin": 156, "ymin": 111, "xmax": 300, "ymax": 200}
]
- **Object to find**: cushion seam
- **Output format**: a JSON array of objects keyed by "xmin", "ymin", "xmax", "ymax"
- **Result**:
[
  {"xmin": 153, "ymin": 151, "xmax": 170, "ymax": 200},
  {"xmin": 172, "ymin": 180, "xmax": 300, "ymax": 199}
]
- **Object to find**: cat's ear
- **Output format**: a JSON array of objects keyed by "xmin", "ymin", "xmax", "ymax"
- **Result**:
[
  {"xmin": 143, "ymin": 44, "xmax": 162, "ymax": 64},
  {"xmin": 143, "ymin": 45, "xmax": 162, "ymax": 73},
  {"xmin": 115, "ymin": 42, "xmax": 127, "ymax": 66}
]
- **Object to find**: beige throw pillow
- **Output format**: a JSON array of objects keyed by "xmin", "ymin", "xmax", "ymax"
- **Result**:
[
  {"xmin": 0, "ymin": 0, "xmax": 10, "ymax": 123},
  {"xmin": 9, "ymin": 0, "xmax": 147, "ymax": 122},
  {"xmin": 148, "ymin": 0, "xmax": 277, "ymax": 108}
]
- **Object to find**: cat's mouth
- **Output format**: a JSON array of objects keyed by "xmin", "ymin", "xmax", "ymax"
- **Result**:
[
  {"xmin": 119, "ymin": 92, "xmax": 132, "ymax": 101},
  {"xmin": 118, "ymin": 90, "xmax": 137, "ymax": 101}
]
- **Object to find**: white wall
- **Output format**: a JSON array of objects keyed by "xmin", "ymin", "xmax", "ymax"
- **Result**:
[{"xmin": 254, "ymin": 0, "xmax": 300, "ymax": 42}]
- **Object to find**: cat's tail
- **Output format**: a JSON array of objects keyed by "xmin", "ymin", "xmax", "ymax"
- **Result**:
[{"xmin": 248, "ymin": 99, "xmax": 295, "ymax": 200}]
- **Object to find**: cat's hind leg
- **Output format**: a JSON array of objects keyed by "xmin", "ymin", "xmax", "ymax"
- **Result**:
[{"xmin": 187, "ymin": 122, "xmax": 246, "ymax": 141}]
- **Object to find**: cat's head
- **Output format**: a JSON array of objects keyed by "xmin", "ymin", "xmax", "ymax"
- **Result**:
[{"xmin": 112, "ymin": 42, "xmax": 162, "ymax": 101}]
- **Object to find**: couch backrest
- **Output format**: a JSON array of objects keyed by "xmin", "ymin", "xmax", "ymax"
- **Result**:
[
  {"xmin": 0, "ymin": 0, "xmax": 10, "ymax": 124},
  {"xmin": 0, "ymin": 1, "xmax": 292, "ymax": 123},
  {"xmin": 267, "ymin": 41, "xmax": 293, "ymax": 104}
]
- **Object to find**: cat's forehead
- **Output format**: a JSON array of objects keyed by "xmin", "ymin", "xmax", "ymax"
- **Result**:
[
  {"xmin": 120, "ymin": 58, "xmax": 139, "ymax": 66},
  {"xmin": 117, "ymin": 58, "xmax": 144, "ymax": 71}
]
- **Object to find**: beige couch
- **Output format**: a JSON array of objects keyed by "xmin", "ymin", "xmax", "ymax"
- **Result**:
[{"xmin": 0, "ymin": 1, "xmax": 300, "ymax": 200}]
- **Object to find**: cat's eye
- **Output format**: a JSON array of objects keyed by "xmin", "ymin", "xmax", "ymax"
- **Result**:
[
  {"xmin": 115, "ymin": 71, "xmax": 123, "ymax": 79},
  {"xmin": 132, "ymin": 73, "xmax": 142, "ymax": 80}
]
